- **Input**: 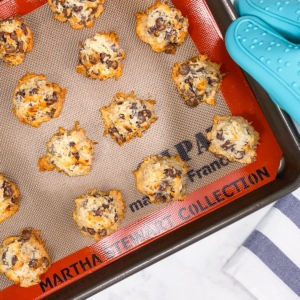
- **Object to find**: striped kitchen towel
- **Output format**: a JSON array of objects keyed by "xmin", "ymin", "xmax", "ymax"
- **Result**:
[{"xmin": 223, "ymin": 191, "xmax": 300, "ymax": 300}]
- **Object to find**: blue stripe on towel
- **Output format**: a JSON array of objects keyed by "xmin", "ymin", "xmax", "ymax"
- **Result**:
[
  {"xmin": 243, "ymin": 230, "xmax": 300, "ymax": 296},
  {"xmin": 274, "ymin": 194, "xmax": 300, "ymax": 229}
]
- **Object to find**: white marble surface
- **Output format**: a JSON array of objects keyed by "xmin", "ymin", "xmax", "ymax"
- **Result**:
[{"xmin": 87, "ymin": 204, "xmax": 273, "ymax": 300}]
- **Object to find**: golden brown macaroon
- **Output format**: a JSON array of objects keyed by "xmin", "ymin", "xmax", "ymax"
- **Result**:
[
  {"xmin": 206, "ymin": 115, "xmax": 260, "ymax": 164},
  {"xmin": 0, "ymin": 16, "xmax": 34, "ymax": 66},
  {"xmin": 73, "ymin": 189, "xmax": 125, "ymax": 241},
  {"xmin": 76, "ymin": 32, "xmax": 126, "ymax": 80},
  {"xmin": 133, "ymin": 155, "xmax": 189, "ymax": 204},
  {"xmin": 100, "ymin": 91, "xmax": 157, "ymax": 145},
  {"xmin": 12, "ymin": 72, "xmax": 67, "ymax": 127},
  {"xmin": 47, "ymin": 0, "xmax": 105, "ymax": 29},
  {"xmin": 38, "ymin": 121, "xmax": 96, "ymax": 176},
  {"xmin": 171, "ymin": 54, "xmax": 224, "ymax": 107},
  {"xmin": 136, "ymin": 0, "xmax": 189, "ymax": 54},
  {"xmin": 0, "ymin": 174, "xmax": 20, "ymax": 224},
  {"xmin": 0, "ymin": 229, "xmax": 51, "ymax": 287}
]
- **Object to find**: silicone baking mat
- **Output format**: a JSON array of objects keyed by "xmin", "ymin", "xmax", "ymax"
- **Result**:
[{"xmin": 0, "ymin": 0, "xmax": 282, "ymax": 299}]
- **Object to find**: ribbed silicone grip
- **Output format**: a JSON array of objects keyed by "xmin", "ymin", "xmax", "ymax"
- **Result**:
[
  {"xmin": 225, "ymin": 16, "xmax": 300, "ymax": 123},
  {"xmin": 234, "ymin": 0, "xmax": 300, "ymax": 42}
]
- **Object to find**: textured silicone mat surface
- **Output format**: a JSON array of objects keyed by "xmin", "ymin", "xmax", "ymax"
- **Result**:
[{"xmin": 0, "ymin": 0, "xmax": 243, "ymax": 290}]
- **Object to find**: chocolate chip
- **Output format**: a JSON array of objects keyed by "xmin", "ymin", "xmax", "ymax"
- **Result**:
[
  {"xmin": 221, "ymin": 140, "xmax": 231, "ymax": 150},
  {"xmin": 159, "ymin": 180, "xmax": 168, "ymax": 191},
  {"xmin": 11, "ymin": 197, "xmax": 18, "ymax": 204},
  {"xmin": 119, "ymin": 114, "xmax": 125, "ymax": 119},
  {"xmin": 119, "ymin": 135, "xmax": 126, "ymax": 142},
  {"xmin": 147, "ymin": 26, "xmax": 156, "ymax": 35},
  {"xmin": 21, "ymin": 229, "xmax": 31, "ymax": 241},
  {"xmin": 130, "ymin": 103, "xmax": 137, "ymax": 109},
  {"xmin": 82, "ymin": 227, "xmax": 87, "ymax": 232},
  {"xmin": 11, "ymin": 255, "xmax": 17, "ymax": 266},
  {"xmin": 164, "ymin": 44, "xmax": 175, "ymax": 54},
  {"xmin": 93, "ymin": 209, "xmax": 103, "ymax": 216},
  {"xmin": 124, "ymin": 126, "xmax": 132, "ymax": 132},
  {"xmin": 10, "ymin": 32, "xmax": 18, "ymax": 42},
  {"xmin": 186, "ymin": 99, "xmax": 198, "ymax": 107},
  {"xmin": 42, "ymin": 257, "xmax": 50, "ymax": 268},
  {"xmin": 29, "ymin": 259, "xmax": 38, "ymax": 268},
  {"xmin": 6, "ymin": 46, "xmax": 16, "ymax": 53},
  {"xmin": 207, "ymin": 77, "xmax": 216, "ymax": 85},
  {"xmin": 179, "ymin": 63, "xmax": 190, "ymax": 75},
  {"xmin": 46, "ymin": 98, "xmax": 57, "ymax": 105},
  {"xmin": 99, "ymin": 229, "xmax": 107, "ymax": 236},
  {"xmin": 114, "ymin": 214, "xmax": 118, "ymax": 222},
  {"xmin": 2, "ymin": 251, "xmax": 6, "ymax": 261},
  {"xmin": 108, "ymin": 198, "xmax": 113, "ymax": 203},
  {"xmin": 155, "ymin": 17, "xmax": 166, "ymax": 31},
  {"xmin": 138, "ymin": 111, "xmax": 146, "ymax": 123},
  {"xmin": 144, "ymin": 110, "xmax": 152, "ymax": 118},
  {"xmin": 74, "ymin": 152, "xmax": 80, "ymax": 160},
  {"xmin": 100, "ymin": 52, "xmax": 106, "ymax": 62},
  {"xmin": 108, "ymin": 127, "xmax": 118, "ymax": 135},
  {"xmin": 163, "ymin": 168, "xmax": 176, "ymax": 178},
  {"xmin": 216, "ymin": 131, "xmax": 224, "ymax": 141},
  {"xmin": 48, "ymin": 108, "xmax": 56, "ymax": 118},
  {"xmin": 197, "ymin": 67, "xmax": 205, "ymax": 73},
  {"xmin": 69, "ymin": 142, "xmax": 75, "ymax": 147},
  {"xmin": 87, "ymin": 228, "xmax": 96, "ymax": 235},
  {"xmin": 102, "ymin": 204, "xmax": 109, "ymax": 209},
  {"xmin": 165, "ymin": 30, "xmax": 176, "ymax": 41},
  {"xmin": 235, "ymin": 150, "xmax": 245, "ymax": 159},
  {"xmin": 30, "ymin": 88, "xmax": 38, "ymax": 95},
  {"xmin": 155, "ymin": 193, "xmax": 167, "ymax": 203},
  {"xmin": 73, "ymin": 6, "xmax": 83, "ymax": 12},
  {"xmin": 111, "ymin": 44, "xmax": 118, "ymax": 52},
  {"xmin": 89, "ymin": 55, "xmax": 97, "ymax": 64},
  {"xmin": 52, "ymin": 92, "xmax": 58, "ymax": 101},
  {"xmin": 20, "ymin": 23, "xmax": 28, "ymax": 35},
  {"xmin": 3, "ymin": 183, "xmax": 13, "ymax": 197},
  {"xmin": 18, "ymin": 41, "xmax": 24, "ymax": 53},
  {"xmin": 107, "ymin": 60, "xmax": 118, "ymax": 70}
]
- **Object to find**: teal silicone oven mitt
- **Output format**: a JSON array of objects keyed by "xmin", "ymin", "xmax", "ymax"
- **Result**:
[{"xmin": 225, "ymin": 0, "xmax": 300, "ymax": 124}]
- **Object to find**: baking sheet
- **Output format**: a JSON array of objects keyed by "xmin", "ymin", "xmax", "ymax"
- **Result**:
[{"xmin": 0, "ymin": 0, "xmax": 282, "ymax": 298}]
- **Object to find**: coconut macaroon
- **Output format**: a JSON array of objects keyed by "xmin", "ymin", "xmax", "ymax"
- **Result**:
[
  {"xmin": 0, "ymin": 174, "xmax": 20, "ymax": 224},
  {"xmin": 100, "ymin": 91, "xmax": 157, "ymax": 145},
  {"xmin": 136, "ymin": 0, "xmax": 189, "ymax": 54},
  {"xmin": 73, "ymin": 189, "xmax": 125, "ymax": 241},
  {"xmin": 206, "ymin": 115, "xmax": 260, "ymax": 164},
  {"xmin": 47, "ymin": 0, "xmax": 105, "ymax": 29},
  {"xmin": 76, "ymin": 32, "xmax": 126, "ymax": 80},
  {"xmin": 172, "ymin": 54, "xmax": 223, "ymax": 107},
  {"xmin": 0, "ymin": 17, "xmax": 34, "ymax": 66},
  {"xmin": 38, "ymin": 121, "xmax": 96, "ymax": 176},
  {"xmin": 0, "ymin": 229, "xmax": 51, "ymax": 287},
  {"xmin": 133, "ymin": 155, "xmax": 189, "ymax": 204},
  {"xmin": 12, "ymin": 73, "xmax": 67, "ymax": 127}
]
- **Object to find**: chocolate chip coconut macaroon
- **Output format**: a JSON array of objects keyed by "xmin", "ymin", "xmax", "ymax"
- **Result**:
[
  {"xmin": 0, "ymin": 17, "xmax": 34, "ymax": 66},
  {"xmin": 73, "ymin": 189, "xmax": 125, "ymax": 241},
  {"xmin": 47, "ymin": 0, "xmax": 105, "ymax": 29},
  {"xmin": 0, "ymin": 229, "xmax": 51, "ymax": 287},
  {"xmin": 100, "ymin": 91, "xmax": 157, "ymax": 145},
  {"xmin": 136, "ymin": 0, "xmax": 189, "ymax": 54},
  {"xmin": 172, "ymin": 54, "xmax": 224, "ymax": 107},
  {"xmin": 76, "ymin": 32, "xmax": 126, "ymax": 80},
  {"xmin": 38, "ymin": 121, "xmax": 96, "ymax": 176},
  {"xmin": 0, "ymin": 174, "xmax": 20, "ymax": 224},
  {"xmin": 12, "ymin": 73, "xmax": 67, "ymax": 127},
  {"xmin": 206, "ymin": 115, "xmax": 260, "ymax": 164},
  {"xmin": 133, "ymin": 155, "xmax": 189, "ymax": 204}
]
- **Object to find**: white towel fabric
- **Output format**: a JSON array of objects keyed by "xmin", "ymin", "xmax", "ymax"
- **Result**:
[{"xmin": 223, "ymin": 190, "xmax": 300, "ymax": 300}]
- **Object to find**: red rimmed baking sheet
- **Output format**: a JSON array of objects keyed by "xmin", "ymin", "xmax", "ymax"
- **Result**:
[{"xmin": 0, "ymin": 0, "xmax": 282, "ymax": 299}]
